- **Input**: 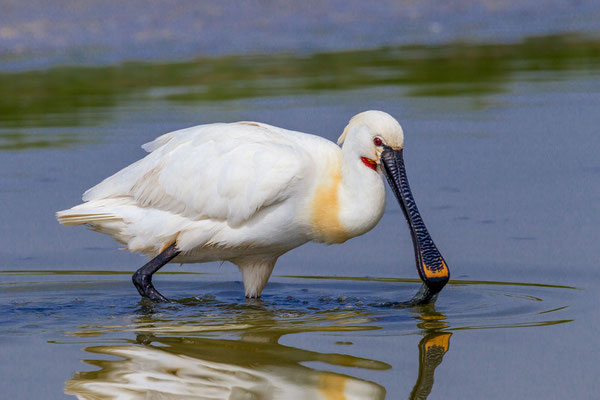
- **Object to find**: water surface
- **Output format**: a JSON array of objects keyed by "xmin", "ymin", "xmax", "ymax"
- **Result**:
[{"xmin": 0, "ymin": 271, "xmax": 580, "ymax": 399}]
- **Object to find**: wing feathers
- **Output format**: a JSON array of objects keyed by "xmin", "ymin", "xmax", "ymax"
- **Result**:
[{"xmin": 75, "ymin": 122, "xmax": 311, "ymax": 226}]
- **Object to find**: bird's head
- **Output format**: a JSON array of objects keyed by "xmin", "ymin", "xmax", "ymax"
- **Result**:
[
  {"xmin": 338, "ymin": 110, "xmax": 450, "ymax": 300},
  {"xmin": 337, "ymin": 110, "xmax": 404, "ymax": 170}
]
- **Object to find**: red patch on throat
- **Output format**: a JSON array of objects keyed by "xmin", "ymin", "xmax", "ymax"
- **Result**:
[{"xmin": 361, "ymin": 157, "xmax": 377, "ymax": 171}]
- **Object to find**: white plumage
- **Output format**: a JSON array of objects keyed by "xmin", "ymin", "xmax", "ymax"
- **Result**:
[{"xmin": 57, "ymin": 111, "xmax": 406, "ymax": 298}]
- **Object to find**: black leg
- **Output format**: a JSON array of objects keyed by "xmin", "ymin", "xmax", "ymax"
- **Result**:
[{"xmin": 132, "ymin": 243, "xmax": 180, "ymax": 302}]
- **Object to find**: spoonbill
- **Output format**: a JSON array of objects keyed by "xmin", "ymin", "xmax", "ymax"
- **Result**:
[{"xmin": 57, "ymin": 111, "xmax": 449, "ymax": 304}]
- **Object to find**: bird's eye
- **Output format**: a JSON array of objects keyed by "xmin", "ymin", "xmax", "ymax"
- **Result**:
[{"xmin": 373, "ymin": 137, "xmax": 383, "ymax": 146}]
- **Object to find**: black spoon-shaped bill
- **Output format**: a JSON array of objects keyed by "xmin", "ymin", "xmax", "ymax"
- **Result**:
[{"xmin": 380, "ymin": 146, "xmax": 450, "ymax": 303}]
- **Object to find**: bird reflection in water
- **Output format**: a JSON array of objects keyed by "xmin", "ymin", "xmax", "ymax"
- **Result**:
[
  {"xmin": 66, "ymin": 299, "xmax": 388, "ymax": 399},
  {"xmin": 65, "ymin": 300, "xmax": 451, "ymax": 399},
  {"xmin": 409, "ymin": 304, "xmax": 452, "ymax": 400}
]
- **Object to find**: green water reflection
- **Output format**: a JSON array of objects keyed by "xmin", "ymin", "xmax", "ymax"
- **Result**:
[{"xmin": 1, "ymin": 33, "xmax": 598, "ymax": 150}]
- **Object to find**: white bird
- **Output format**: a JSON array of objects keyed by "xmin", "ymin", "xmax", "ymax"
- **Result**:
[{"xmin": 57, "ymin": 110, "xmax": 449, "ymax": 303}]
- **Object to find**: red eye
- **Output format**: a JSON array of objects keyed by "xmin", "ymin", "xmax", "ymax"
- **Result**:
[{"xmin": 373, "ymin": 137, "xmax": 383, "ymax": 146}]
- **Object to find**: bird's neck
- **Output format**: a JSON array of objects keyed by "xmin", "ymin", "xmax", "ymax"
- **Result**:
[
  {"xmin": 308, "ymin": 151, "xmax": 385, "ymax": 244},
  {"xmin": 338, "ymin": 151, "xmax": 386, "ymax": 237}
]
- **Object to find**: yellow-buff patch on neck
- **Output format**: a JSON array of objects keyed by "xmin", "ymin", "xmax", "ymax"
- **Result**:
[{"xmin": 310, "ymin": 163, "xmax": 350, "ymax": 244}]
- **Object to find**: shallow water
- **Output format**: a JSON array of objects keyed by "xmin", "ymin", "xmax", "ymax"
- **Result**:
[
  {"xmin": 1, "ymin": 1, "xmax": 600, "ymax": 399},
  {"xmin": 0, "ymin": 271, "xmax": 580, "ymax": 399}
]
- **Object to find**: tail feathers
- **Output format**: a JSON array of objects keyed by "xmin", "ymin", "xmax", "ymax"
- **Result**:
[
  {"xmin": 56, "ymin": 201, "xmax": 187, "ymax": 256},
  {"xmin": 56, "ymin": 209, "xmax": 122, "ymax": 226}
]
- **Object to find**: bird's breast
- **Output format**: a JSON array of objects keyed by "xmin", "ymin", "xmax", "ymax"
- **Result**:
[{"xmin": 309, "ymin": 165, "xmax": 353, "ymax": 244}]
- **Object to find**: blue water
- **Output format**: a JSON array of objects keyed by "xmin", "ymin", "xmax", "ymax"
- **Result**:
[{"xmin": 0, "ymin": 272, "xmax": 581, "ymax": 399}]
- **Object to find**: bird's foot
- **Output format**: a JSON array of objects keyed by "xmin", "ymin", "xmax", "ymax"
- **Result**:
[
  {"xmin": 143, "ymin": 286, "xmax": 171, "ymax": 303},
  {"xmin": 132, "ymin": 271, "xmax": 171, "ymax": 303}
]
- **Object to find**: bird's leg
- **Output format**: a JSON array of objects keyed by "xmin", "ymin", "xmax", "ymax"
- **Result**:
[
  {"xmin": 132, "ymin": 243, "xmax": 180, "ymax": 302},
  {"xmin": 236, "ymin": 257, "xmax": 277, "ymax": 298}
]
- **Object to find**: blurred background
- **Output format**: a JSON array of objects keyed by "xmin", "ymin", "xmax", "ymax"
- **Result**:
[{"xmin": 1, "ymin": 1, "xmax": 599, "ymax": 399}]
